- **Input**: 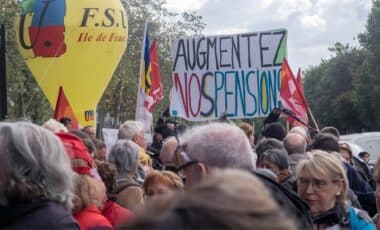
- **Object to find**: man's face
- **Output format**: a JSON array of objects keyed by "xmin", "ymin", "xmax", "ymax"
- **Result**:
[
  {"xmin": 361, "ymin": 154, "xmax": 370, "ymax": 164},
  {"xmin": 96, "ymin": 147, "xmax": 107, "ymax": 161},
  {"xmin": 134, "ymin": 131, "xmax": 147, "ymax": 149},
  {"xmin": 85, "ymin": 127, "xmax": 95, "ymax": 140}
]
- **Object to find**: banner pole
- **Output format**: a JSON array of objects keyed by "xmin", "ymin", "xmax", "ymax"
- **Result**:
[{"xmin": 308, "ymin": 108, "xmax": 319, "ymax": 131}]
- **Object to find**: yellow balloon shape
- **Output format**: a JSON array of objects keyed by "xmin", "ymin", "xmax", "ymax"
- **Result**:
[{"xmin": 15, "ymin": 0, "xmax": 128, "ymax": 126}]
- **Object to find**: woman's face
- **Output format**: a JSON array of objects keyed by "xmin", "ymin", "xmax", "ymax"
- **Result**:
[
  {"xmin": 146, "ymin": 182, "xmax": 174, "ymax": 197},
  {"xmin": 339, "ymin": 149, "xmax": 351, "ymax": 163},
  {"xmin": 297, "ymin": 170, "xmax": 343, "ymax": 217}
]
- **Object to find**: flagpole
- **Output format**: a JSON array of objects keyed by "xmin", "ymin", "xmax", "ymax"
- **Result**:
[
  {"xmin": 135, "ymin": 22, "xmax": 148, "ymax": 121},
  {"xmin": 308, "ymin": 108, "xmax": 319, "ymax": 131}
]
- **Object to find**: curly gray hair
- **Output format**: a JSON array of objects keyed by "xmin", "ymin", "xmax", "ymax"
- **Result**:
[
  {"xmin": 108, "ymin": 140, "xmax": 139, "ymax": 174},
  {"xmin": 0, "ymin": 122, "xmax": 74, "ymax": 209}
]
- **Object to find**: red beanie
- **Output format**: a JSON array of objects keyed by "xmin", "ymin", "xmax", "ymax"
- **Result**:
[{"xmin": 56, "ymin": 132, "xmax": 93, "ymax": 175}]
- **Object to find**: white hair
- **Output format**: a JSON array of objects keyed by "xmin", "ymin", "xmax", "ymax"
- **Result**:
[
  {"xmin": 118, "ymin": 120, "xmax": 144, "ymax": 140},
  {"xmin": 42, "ymin": 118, "xmax": 68, "ymax": 133},
  {"xmin": 182, "ymin": 122, "xmax": 256, "ymax": 171},
  {"xmin": 0, "ymin": 122, "xmax": 74, "ymax": 209}
]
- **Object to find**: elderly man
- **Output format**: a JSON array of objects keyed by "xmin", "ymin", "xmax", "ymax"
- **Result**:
[{"xmin": 176, "ymin": 122, "xmax": 313, "ymax": 229}]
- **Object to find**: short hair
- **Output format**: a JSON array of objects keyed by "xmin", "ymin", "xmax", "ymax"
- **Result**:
[
  {"xmin": 42, "ymin": 118, "xmax": 68, "ymax": 133},
  {"xmin": 159, "ymin": 137, "xmax": 179, "ymax": 167},
  {"xmin": 321, "ymin": 127, "xmax": 340, "ymax": 139},
  {"xmin": 283, "ymin": 133, "xmax": 307, "ymax": 155},
  {"xmin": 108, "ymin": 140, "xmax": 139, "ymax": 174},
  {"xmin": 143, "ymin": 170, "xmax": 184, "ymax": 195},
  {"xmin": 95, "ymin": 139, "xmax": 106, "ymax": 149},
  {"xmin": 296, "ymin": 150, "xmax": 348, "ymax": 201},
  {"xmin": 118, "ymin": 120, "xmax": 145, "ymax": 140},
  {"xmin": 358, "ymin": 151, "xmax": 370, "ymax": 158},
  {"xmin": 258, "ymin": 149, "xmax": 289, "ymax": 170},
  {"xmin": 311, "ymin": 133, "xmax": 340, "ymax": 152},
  {"xmin": 0, "ymin": 122, "xmax": 74, "ymax": 209},
  {"xmin": 289, "ymin": 126, "xmax": 310, "ymax": 141},
  {"xmin": 255, "ymin": 138, "xmax": 285, "ymax": 159},
  {"xmin": 238, "ymin": 122, "xmax": 254, "ymax": 139},
  {"xmin": 182, "ymin": 123, "xmax": 256, "ymax": 171},
  {"xmin": 262, "ymin": 122, "xmax": 286, "ymax": 141},
  {"xmin": 82, "ymin": 125, "xmax": 93, "ymax": 132},
  {"xmin": 125, "ymin": 169, "xmax": 296, "ymax": 229},
  {"xmin": 59, "ymin": 117, "xmax": 72, "ymax": 126}
]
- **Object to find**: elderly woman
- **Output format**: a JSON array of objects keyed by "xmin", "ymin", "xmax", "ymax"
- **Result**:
[
  {"xmin": 108, "ymin": 140, "xmax": 143, "ymax": 211},
  {"xmin": 0, "ymin": 122, "xmax": 78, "ymax": 229},
  {"xmin": 257, "ymin": 149, "xmax": 294, "ymax": 191},
  {"xmin": 296, "ymin": 150, "xmax": 375, "ymax": 229},
  {"xmin": 143, "ymin": 170, "xmax": 184, "ymax": 198}
]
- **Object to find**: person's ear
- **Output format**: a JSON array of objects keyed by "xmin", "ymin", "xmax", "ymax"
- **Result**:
[
  {"xmin": 197, "ymin": 163, "xmax": 208, "ymax": 179},
  {"xmin": 335, "ymin": 180, "xmax": 344, "ymax": 196}
]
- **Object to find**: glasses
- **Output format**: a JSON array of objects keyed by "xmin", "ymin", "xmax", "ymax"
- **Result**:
[
  {"xmin": 297, "ymin": 178, "xmax": 329, "ymax": 192},
  {"xmin": 173, "ymin": 135, "xmax": 199, "ymax": 178}
]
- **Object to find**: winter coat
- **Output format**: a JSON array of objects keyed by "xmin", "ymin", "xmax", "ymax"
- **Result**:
[
  {"xmin": 0, "ymin": 199, "xmax": 79, "ymax": 229},
  {"xmin": 115, "ymin": 173, "xmax": 144, "ymax": 211},
  {"xmin": 74, "ymin": 204, "xmax": 113, "ymax": 230},
  {"xmin": 255, "ymin": 172, "xmax": 314, "ymax": 229},
  {"xmin": 102, "ymin": 200, "xmax": 134, "ymax": 227}
]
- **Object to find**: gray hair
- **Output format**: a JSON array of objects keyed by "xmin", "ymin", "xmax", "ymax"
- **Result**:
[
  {"xmin": 118, "ymin": 120, "xmax": 144, "ymax": 140},
  {"xmin": 182, "ymin": 122, "xmax": 256, "ymax": 171},
  {"xmin": 108, "ymin": 140, "xmax": 139, "ymax": 173},
  {"xmin": 258, "ymin": 149, "xmax": 289, "ymax": 170},
  {"xmin": 255, "ymin": 138, "xmax": 285, "ymax": 159},
  {"xmin": 283, "ymin": 133, "xmax": 307, "ymax": 155},
  {"xmin": 0, "ymin": 122, "xmax": 74, "ymax": 209},
  {"xmin": 289, "ymin": 126, "xmax": 310, "ymax": 141}
]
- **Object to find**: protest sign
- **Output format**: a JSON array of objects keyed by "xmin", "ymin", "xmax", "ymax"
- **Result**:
[{"xmin": 170, "ymin": 29, "xmax": 287, "ymax": 121}]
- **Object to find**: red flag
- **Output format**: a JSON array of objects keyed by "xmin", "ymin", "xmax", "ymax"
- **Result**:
[
  {"xmin": 296, "ymin": 68, "xmax": 304, "ymax": 94},
  {"xmin": 145, "ymin": 40, "xmax": 163, "ymax": 112},
  {"xmin": 53, "ymin": 86, "xmax": 79, "ymax": 129},
  {"xmin": 280, "ymin": 59, "xmax": 309, "ymax": 125}
]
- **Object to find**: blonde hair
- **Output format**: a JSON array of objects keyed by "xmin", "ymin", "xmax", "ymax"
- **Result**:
[
  {"xmin": 238, "ymin": 122, "xmax": 254, "ymax": 139},
  {"xmin": 296, "ymin": 150, "xmax": 348, "ymax": 200},
  {"xmin": 143, "ymin": 170, "xmax": 184, "ymax": 194},
  {"xmin": 73, "ymin": 174, "xmax": 105, "ymax": 213}
]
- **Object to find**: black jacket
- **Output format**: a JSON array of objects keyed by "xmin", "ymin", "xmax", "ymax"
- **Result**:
[
  {"xmin": 0, "ymin": 199, "xmax": 79, "ymax": 229},
  {"xmin": 255, "ymin": 172, "xmax": 314, "ymax": 229}
]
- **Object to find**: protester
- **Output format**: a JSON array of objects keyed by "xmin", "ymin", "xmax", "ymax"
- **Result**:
[
  {"xmin": 0, "ymin": 122, "xmax": 79, "ymax": 229},
  {"xmin": 159, "ymin": 136, "xmax": 179, "ymax": 172},
  {"xmin": 255, "ymin": 138, "xmax": 286, "ymax": 162},
  {"xmin": 339, "ymin": 142, "xmax": 354, "ymax": 164},
  {"xmin": 42, "ymin": 118, "xmax": 68, "ymax": 133},
  {"xmin": 108, "ymin": 140, "xmax": 143, "ymax": 211},
  {"xmin": 72, "ymin": 174, "xmax": 112, "ymax": 229},
  {"xmin": 238, "ymin": 122, "xmax": 255, "ymax": 147},
  {"xmin": 59, "ymin": 117, "xmax": 73, "ymax": 131},
  {"xmin": 321, "ymin": 126, "xmax": 340, "ymax": 139},
  {"xmin": 118, "ymin": 120, "xmax": 152, "ymax": 182},
  {"xmin": 95, "ymin": 160, "xmax": 134, "ymax": 227},
  {"xmin": 262, "ymin": 122, "xmax": 287, "ymax": 141},
  {"xmin": 296, "ymin": 150, "xmax": 375, "ymax": 229},
  {"xmin": 176, "ymin": 122, "xmax": 313, "ymax": 229},
  {"xmin": 143, "ymin": 170, "xmax": 184, "ymax": 198},
  {"xmin": 257, "ymin": 149, "xmax": 295, "ymax": 191},
  {"xmin": 289, "ymin": 126, "xmax": 311, "ymax": 145},
  {"xmin": 373, "ymin": 159, "xmax": 380, "ymax": 229},
  {"xmin": 95, "ymin": 139, "xmax": 107, "ymax": 161},
  {"xmin": 82, "ymin": 125, "xmax": 96, "ymax": 141},
  {"xmin": 125, "ymin": 169, "xmax": 296, "ymax": 230},
  {"xmin": 312, "ymin": 133, "xmax": 377, "ymax": 216},
  {"xmin": 359, "ymin": 151, "xmax": 371, "ymax": 165}
]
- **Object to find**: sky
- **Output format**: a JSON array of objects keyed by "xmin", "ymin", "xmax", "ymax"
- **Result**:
[{"xmin": 165, "ymin": 0, "xmax": 372, "ymax": 71}]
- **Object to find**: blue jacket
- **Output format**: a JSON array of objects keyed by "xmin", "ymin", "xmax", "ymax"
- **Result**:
[{"xmin": 349, "ymin": 207, "xmax": 376, "ymax": 230}]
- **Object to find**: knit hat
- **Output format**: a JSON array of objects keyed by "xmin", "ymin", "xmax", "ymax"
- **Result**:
[{"xmin": 56, "ymin": 132, "xmax": 94, "ymax": 175}]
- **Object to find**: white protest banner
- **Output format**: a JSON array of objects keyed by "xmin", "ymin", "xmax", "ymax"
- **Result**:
[
  {"xmin": 102, "ymin": 128, "xmax": 118, "ymax": 158},
  {"xmin": 170, "ymin": 29, "xmax": 287, "ymax": 121}
]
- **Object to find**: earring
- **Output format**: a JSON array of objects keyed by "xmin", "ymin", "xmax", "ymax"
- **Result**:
[{"xmin": 336, "ymin": 192, "xmax": 341, "ymax": 196}]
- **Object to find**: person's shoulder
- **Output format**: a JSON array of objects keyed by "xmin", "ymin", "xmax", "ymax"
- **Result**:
[{"xmin": 349, "ymin": 207, "xmax": 376, "ymax": 230}]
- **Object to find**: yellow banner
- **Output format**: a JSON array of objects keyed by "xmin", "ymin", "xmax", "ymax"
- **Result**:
[{"xmin": 16, "ymin": 0, "xmax": 128, "ymax": 127}]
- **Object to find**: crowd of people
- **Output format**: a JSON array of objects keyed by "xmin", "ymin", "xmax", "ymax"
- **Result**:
[{"xmin": 0, "ymin": 109, "xmax": 379, "ymax": 229}]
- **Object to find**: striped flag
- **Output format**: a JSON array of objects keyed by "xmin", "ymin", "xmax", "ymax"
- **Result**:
[{"xmin": 135, "ymin": 23, "xmax": 163, "ymax": 131}]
